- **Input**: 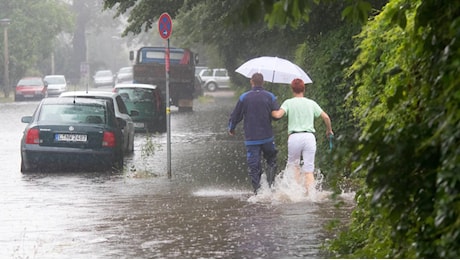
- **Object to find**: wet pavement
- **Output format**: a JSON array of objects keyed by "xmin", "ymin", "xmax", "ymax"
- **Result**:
[{"xmin": 0, "ymin": 90, "xmax": 354, "ymax": 258}]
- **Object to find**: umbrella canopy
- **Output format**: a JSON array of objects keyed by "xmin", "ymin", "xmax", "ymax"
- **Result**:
[{"xmin": 235, "ymin": 56, "xmax": 312, "ymax": 84}]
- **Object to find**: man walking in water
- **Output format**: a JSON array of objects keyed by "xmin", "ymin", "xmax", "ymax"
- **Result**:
[
  {"xmin": 272, "ymin": 78, "xmax": 333, "ymax": 193},
  {"xmin": 228, "ymin": 73, "xmax": 279, "ymax": 194}
]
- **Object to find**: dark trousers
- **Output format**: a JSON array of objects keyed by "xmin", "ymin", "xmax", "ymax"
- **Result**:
[{"xmin": 246, "ymin": 141, "xmax": 277, "ymax": 192}]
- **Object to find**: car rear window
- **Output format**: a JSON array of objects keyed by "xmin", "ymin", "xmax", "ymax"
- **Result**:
[
  {"xmin": 96, "ymin": 71, "xmax": 112, "ymax": 77},
  {"xmin": 45, "ymin": 77, "xmax": 65, "ymax": 84},
  {"xmin": 117, "ymin": 88, "xmax": 156, "ymax": 102},
  {"xmin": 119, "ymin": 67, "xmax": 132, "ymax": 73},
  {"xmin": 215, "ymin": 70, "xmax": 227, "ymax": 77},
  {"xmin": 39, "ymin": 103, "xmax": 106, "ymax": 124},
  {"xmin": 140, "ymin": 49, "xmax": 188, "ymax": 64},
  {"xmin": 18, "ymin": 79, "xmax": 42, "ymax": 86}
]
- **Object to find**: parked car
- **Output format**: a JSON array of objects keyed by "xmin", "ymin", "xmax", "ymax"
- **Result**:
[
  {"xmin": 113, "ymin": 83, "xmax": 166, "ymax": 133},
  {"xmin": 93, "ymin": 70, "xmax": 114, "ymax": 87},
  {"xmin": 15, "ymin": 77, "xmax": 48, "ymax": 101},
  {"xmin": 199, "ymin": 68, "xmax": 230, "ymax": 92},
  {"xmin": 115, "ymin": 66, "xmax": 133, "ymax": 83},
  {"xmin": 44, "ymin": 75, "xmax": 67, "ymax": 96},
  {"xmin": 60, "ymin": 91, "xmax": 137, "ymax": 153},
  {"xmin": 20, "ymin": 97, "xmax": 124, "ymax": 172}
]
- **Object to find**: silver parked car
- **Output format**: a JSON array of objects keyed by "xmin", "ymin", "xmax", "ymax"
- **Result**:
[
  {"xmin": 60, "ymin": 91, "xmax": 137, "ymax": 153},
  {"xmin": 93, "ymin": 70, "xmax": 114, "ymax": 87},
  {"xmin": 44, "ymin": 75, "xmax": 67, "ymax": 96},
  {"xmin": 115, "ymin": 66, "xmax": 133, "ymax": 84},
  {"xmin": 199, "ymin": 68, "xmax": 230, "ymax": 92}
]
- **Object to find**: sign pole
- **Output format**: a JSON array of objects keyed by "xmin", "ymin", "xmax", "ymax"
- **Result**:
[
  {"xmin": 165, "ymin": 39, "xmax": 171, "ymax": 178},
  {"xmin": 159, "ymin": 12, "xmax": 173, "ymax": 178}
]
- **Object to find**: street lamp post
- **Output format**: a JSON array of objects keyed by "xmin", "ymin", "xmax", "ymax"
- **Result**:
[
  {"xmin": 1, "ymin": 18, "xmax": 11, "ymax": 97},
  {"xmin": 111, "ymin": 36, "xmax": 121, "ymax": 72},
  {"xmin": 85, "ymin": 31, "xmax": 91, "ymax": 91}
]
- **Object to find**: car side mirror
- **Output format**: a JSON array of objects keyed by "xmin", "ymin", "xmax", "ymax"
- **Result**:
[
  {"xmin": 21, "ymin": 116, "xmax": 33, "ymax": 123},
  {"xmin": 130, "ymin": 110, "xmax": 139, "ymax": 117}
]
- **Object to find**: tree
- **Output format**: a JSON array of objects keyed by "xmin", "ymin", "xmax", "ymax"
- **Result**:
[
  {"xmin": 69, "ymin": 0, "xmax": 128, "ymax": 83},
  {"xmin": 0, "ymin": 0, "xmax": 73, "ymax": 96},
  {"xmin": 100, "ymin": 0, "xmax": 383, "ymax": 78},
  {"xmin": 102, "ymin": 0, "xmax": 376, "ymax": 34},
  {"xmin": 327, "ymin": 0, "xmax": 460, "ymax": 257}
]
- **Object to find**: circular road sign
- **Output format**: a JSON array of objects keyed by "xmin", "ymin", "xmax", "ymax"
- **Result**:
[{"xmin": 158, "ymin": 13, "xmax": 172, "ymax": 40}]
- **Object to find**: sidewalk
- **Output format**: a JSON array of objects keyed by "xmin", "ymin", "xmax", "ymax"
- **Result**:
[{"xmin": 0, "ymin": 90, "xmax": 14, "ymax": 103}]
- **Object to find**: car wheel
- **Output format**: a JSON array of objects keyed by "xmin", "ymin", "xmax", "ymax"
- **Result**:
[
  {"xmin": 129, "ymin": 133, "xmax": 134, "ymax": 153},
  {"xmin": 112, "ymin": 152, "xmax": 124, "ymax": 171},
  {"xmin": 155, "ymin": 117, "xmax": 167, "ymax": 133},
  {"xmin": 20, "ymin": 160, "xmax": 26, "ymax": 173},
  {"xmin": 15, "ymin": 94, "xmax": 24, "ymax": 102},
  {"xmin": 20, "ymin": 159, "xmax": 32, "ymax": 173},
  {"xmin": 207, "ymin": 82, "xmax": 218, "ymax": 92}
]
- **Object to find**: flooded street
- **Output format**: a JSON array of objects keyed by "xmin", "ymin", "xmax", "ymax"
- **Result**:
[{"xmin": 0, "ymin": 91, "xmax": 354, "ymax": 258}]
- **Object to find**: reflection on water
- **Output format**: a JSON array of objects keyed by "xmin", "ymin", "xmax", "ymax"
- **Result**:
[{"xmin": 0, "ymin": 93, "xmax": 355, "ymax": 258}]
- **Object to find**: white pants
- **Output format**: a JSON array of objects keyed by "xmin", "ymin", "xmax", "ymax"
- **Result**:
[{"xmin": 287, "ymin": 133, "xmax": 316, "ymax": 173}]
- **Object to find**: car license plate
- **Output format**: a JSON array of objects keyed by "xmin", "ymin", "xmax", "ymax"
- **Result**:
[
  {"xmin": 134, "ymin": 122, "xmax": 145, "ymax": 128},
  {"xmin": 55, "ymin": 133, "xmax": 87, "ymax": 142}
]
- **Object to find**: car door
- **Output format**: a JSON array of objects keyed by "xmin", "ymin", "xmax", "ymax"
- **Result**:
[
  {"xmin": 214, "ymin": 69, "xmax": 230, "ymax": 88},
  {"xmin": 114, "ymin": 95, "xmax": 135, "ymax": 152}
]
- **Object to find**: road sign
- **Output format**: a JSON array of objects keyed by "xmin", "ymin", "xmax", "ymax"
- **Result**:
[
  {"xmin": 158, "ymin": 13, "xmax": 172, "ymax": 40},
  {"xmin": 158, "ymin": 13, "xmax": 173, "ymax": 177}
]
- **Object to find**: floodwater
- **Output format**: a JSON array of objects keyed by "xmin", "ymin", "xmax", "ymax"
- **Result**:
[{"xmin": 0, "ymin": 90, "xmax": 354, "ymax": 258}]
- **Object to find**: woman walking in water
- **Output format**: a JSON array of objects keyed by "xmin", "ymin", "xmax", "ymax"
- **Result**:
[{"xmin": 271, "ymin": 78, "xmax": 333, "ymax": 193}]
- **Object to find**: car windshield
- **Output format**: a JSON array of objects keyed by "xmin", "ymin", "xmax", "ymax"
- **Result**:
[
  {"xmin": 215, "ymin": 70, "xmax": 227, "ymax": 77},
  {"xmin": 201, "ymin": 70, "xmax": 213, "ymax": 77},
  {"xmin": 18, "ymin": 79, "xmax": 42, "ymax": 86},
  {"xmin": 38, "ymin": 103, "xmax": 106, "ymax": 124}
]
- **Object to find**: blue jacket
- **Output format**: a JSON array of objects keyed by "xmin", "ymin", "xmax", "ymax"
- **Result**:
[{"xmin": 228, "ymin": 86, "xmax": 279, "ymax": 145}]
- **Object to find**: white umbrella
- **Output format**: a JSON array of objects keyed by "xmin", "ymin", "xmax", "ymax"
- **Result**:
[{"xmin": 235, "ymin": 56, "xmax": 312, "ymax": 84}]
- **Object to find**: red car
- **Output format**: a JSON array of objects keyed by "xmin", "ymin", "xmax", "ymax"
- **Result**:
[{"xmin": 15, "ymin": 77, "xmax": 48, "ymax": 101}]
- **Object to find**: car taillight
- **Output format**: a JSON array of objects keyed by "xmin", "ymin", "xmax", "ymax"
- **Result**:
[
  {"xmin": 25, "ymin": 128, "xmax": 40, "ymax": 144},
  {"xmin": 102, "ymin": 131, "xmax": 116, "ymax": 147}
]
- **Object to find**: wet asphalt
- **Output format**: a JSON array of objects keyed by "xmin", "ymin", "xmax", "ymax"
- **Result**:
[{"xmin": 0, "ymin": 90, "xmax": 354, "ymax": 258}]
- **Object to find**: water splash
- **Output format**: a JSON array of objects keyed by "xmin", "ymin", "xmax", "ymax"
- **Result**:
[
  {"xmin": 191, "ymin": 166, "xmax": 355, "ymax": 205},
  {"xmin": 248, "ymin": 167, "xmax": 334, "ymax": 204}
]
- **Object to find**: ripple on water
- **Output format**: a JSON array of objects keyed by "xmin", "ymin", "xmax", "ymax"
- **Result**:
[{"xmin": 193, "ymin": 188, "xmax": 252, "ymax": 198}]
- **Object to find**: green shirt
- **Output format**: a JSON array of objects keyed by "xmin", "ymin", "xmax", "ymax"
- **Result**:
[{"xmin": 280, "ymin": 97, "xmax": 323, "ymax": 134}]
